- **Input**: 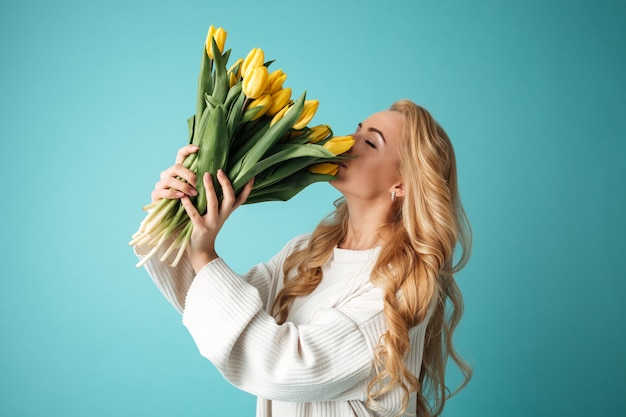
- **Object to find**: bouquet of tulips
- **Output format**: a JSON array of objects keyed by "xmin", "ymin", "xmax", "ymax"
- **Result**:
[{"xmin": 131, "ymin": 25, "xmax": 354, "ymax": 267}]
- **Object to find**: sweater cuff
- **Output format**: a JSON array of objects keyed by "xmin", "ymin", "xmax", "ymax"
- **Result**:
[{"xmin": 182, "ymin": 258, "xmax": 264, "ymax": 366}]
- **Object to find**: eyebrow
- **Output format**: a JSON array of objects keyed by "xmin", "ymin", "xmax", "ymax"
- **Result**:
[{"xmin": 358, "ymin": 123, "xmax": 387, "ymax": 143}]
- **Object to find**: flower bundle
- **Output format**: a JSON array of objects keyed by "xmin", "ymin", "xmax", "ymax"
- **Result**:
[{"xmin": 131, "ymin": 26, "xmax": 354, "ymax": 267}]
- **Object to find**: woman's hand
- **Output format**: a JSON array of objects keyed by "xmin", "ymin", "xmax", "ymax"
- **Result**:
[
  {"xmin": 180, "ymin": 168, "xmax": 254, "ymax": 273},
  {"xmin": 151, "ymin": 144, "xmax": 200, "ymax": 202}
]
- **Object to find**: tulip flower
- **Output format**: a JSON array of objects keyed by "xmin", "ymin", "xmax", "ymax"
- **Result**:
[
  {"xmin": 308, "ymin": 162, "xmax": 339, "ymax": 176},
  {"xmin": 270, "ymin": 102, "xmax": 291, "ymax": 127},
  {"xmin": 266, "ymin": 69, "xmax": 287, "ymax": 94},
  {"xmin": 205, "ymin": 25, "xmax": 227, "ymax": 59},
  {"xmin": 228, "ymin": 58, "xmax": 243, "ymax": 77},
  {"xmin": 245, "ymin": 94, "xmax": 272, "ymax": 120},
  {"xmin": 323, "ymin": 135, "xmax": 355, "ymax": 155},
  {"xmin": 228, "ymin": 58, "xmax": 243, "ymax": 86},
  {"xmin": 266, "ymin": 87, "xmax": 292, "ymax": 116},
  {"xmin": 242, "ymin": 66, "xmax": 269, "ymax": 99},
  {"xmin": 292, "ymin": 99, "xmax": 319, "ymax": 130},
  {"xmin": 241, "ymin": 47, "xmax": 264, "ymax": 78},
  {"xmin": 132, "ymin": 26, "xmax": 350, "ymax": 268},
  {"xmin": 307, "ymin": 124, "xmax": 332, "ymax": 143}
]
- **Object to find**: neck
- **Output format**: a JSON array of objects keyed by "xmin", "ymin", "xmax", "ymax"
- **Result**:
[{"xmin": 339, "ymin": 198, "xmax": 391, "ymax": 250}]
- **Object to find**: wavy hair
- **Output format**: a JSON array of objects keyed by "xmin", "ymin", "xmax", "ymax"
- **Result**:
[{"xmin": 272, "ymin": 100, "xmax": 472, "ymax": 416}]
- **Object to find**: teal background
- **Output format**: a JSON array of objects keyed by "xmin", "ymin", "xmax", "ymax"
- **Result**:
[{"xmin": 1, "ymin": 0, "xmax": 624, "ymax": 416}]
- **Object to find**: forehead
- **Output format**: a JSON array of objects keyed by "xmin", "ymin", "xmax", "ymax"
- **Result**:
[{"xmin": 362, "ymin": 110, "xmax": 404, "ymax": 140}]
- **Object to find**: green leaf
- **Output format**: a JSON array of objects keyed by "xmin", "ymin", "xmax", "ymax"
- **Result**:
[
  {"xmin": 211, "ymin": 39, "xmax": 229, "ymax": 103},
  {"xmin": 244, "ymin": 171, "xmax": 334, "ymax": 204},
  {"xmin": 231, "ymin": 143, "xmax": 334, "ymax": 191},
  {"xmin": 195, "ymin": 105, "xmax": 229, "ymax": 213},
  {"xmin": 187, "ymin": 115, "xmax": 195, "ymax": 144},
  {"xmin": 232, "ymin": 93, "xmax": 306, "ymax": 185},
  {"xmin": 191, "ymin": 105, "xmax": 211, "ymax": 146},
  {"xmin": 240, "ymin": 105, "xmax": 266, "ymax": 124},
  {"xmin": 226, "ymin": 89, "xmax": 246, "ymax": 139},
  {"xmin": 205, "ymin": 93, "xmax": 222, "ymax": 110},
  {"xmin": 195, "ymin": 45, "xmax": 213, "ymax": 134},
  {"xmin": 224, "ymin": 81, "xmax": 242, "ymax": 109},
  {"xmin": 227, "ymin": 120, "xmax": 270, "ymax": 178},
  {"xmin": 251, "ymin": 156, "xmax": 321, "ymax": 189}
]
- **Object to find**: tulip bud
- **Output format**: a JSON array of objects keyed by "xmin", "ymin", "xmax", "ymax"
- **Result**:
[
  {"xmin": 241, "ymin": 47, "xmax": 264, "ymax": 78},
  {"xmin": 245, "ymin": 94, "xmax": 272, "ymax": 120},
  {"xmin": 205, "ymin": 25, "xmax": 227, "ymax": 59},
  {"xmin": 265, "ymin": 87, "xmax": 292, "ymax": 116},
  {"xmin": 270, "ymin": 102, "xmax": 291, "ymax": 127},
  {"xmin": 323, "ymin": 135, "xmax": 355, "ymax": 155},
  {"xmin": 308, "ymin": 163, "xmax": 339, "ymax": 176},
  {"xmin": 266, "ymin": 69, "xmax": 287, "ymax": 94},
  {"xmin": 292, "ymin": 99, "xmax": 319, "ymax": 130},
  {"xmin": 242, "ymin": 66, "xmax": 269, "ymax": 99},
  {"xmin": 228, "ymin": 58, "xmax": 243, "ymax": 84},
  {"xmin": 307, "ymin": 124, "xmax": 332, "ymax": 143}
]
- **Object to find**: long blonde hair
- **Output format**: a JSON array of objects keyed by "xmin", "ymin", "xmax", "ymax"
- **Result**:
[{"xmin": 272, "ymin": 100, "xmax": 472, "ymax": 416}]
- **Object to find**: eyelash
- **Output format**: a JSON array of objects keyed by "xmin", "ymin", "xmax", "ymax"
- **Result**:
[{"xmin": 356, "ymin": 126, "xmax": 377, "ymax": 149}]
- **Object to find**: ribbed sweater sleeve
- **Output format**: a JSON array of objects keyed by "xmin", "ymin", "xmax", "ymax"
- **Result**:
[
  {"xmin": 182, "ymin": 257, "xmax": 386, "ymax": 403},
  {"xmin": 135, "ymin": 234, "xmax": 310, "ymax": 314}
]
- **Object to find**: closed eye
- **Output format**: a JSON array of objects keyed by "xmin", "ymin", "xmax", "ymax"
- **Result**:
[{"xmin": 365, "ymin": 140, "xmax": 376, "ymax": 148}]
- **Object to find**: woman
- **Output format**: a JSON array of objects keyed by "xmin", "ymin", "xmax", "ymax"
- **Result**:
[{"xmin": 136, "ymin": 99, "xmax": 472, "ymax": 417}]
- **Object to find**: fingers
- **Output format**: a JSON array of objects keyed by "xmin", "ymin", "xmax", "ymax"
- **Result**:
[
  {"xmin": 151, "ymin": 187, "xmax": 184, "ymax": 202},
  {"xmin": 151, "ymin": 146, "xmax": 199, "ymax": 202},
  {"xmin": 180, "ymin": 196, "xmax": 202, "ymax": 226},
  {"xmin": 213, "ymin": 170, "xmax": 253, "ymax": 213},
  {"xmin": 158, "ymin": 176, "xmax": 198, "ymax": 197},
  {"xmin": 175, "ymin": 144, "xmax": 199, "ymax": 165},
  {"xmin": 203, "ymin": 172, "xmax": 219, "ymax": 216},
  {"xmin": 160, "ymin": 164, "xmax": 197, "ymax": 187},
  {"xmin": 217, "ymin": 169, "xmax": 236, "ymax": 209},
  {"xmin": 234, "ymin": 178, "xmax": 255, "ymax": 208}
]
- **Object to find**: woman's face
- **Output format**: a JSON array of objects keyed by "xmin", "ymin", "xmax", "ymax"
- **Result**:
[{"xmin": 331, "ymin": 110, "xmax": 404, "ymax": 201}]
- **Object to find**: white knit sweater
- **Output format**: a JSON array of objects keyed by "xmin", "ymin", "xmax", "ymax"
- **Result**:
[{"xmin": 136, "ymin": 234, "xmax": 431, "ymax": 417}]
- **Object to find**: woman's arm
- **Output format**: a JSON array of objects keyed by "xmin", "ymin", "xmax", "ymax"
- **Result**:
[
  {"xmin": 135, "ymin": 237, "xmax": 195, "ymax": 313},
  {"xmin": 172, "ymin": 150, "xmax": 387, "ymax": 402},
  {"xmin": 136, "ymin": 233, "xmax": 311, "ymax": 314},
  {"xmin": 183, "ymin": 259, "xmax": 387, "ymax": 403}
]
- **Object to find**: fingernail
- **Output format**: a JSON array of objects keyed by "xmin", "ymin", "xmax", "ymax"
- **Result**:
[
  {"xmin": 217, "ymin": 169, "xmax": 224, "ymax": 177},
  {"xmin": 175, "ymin": 191, "xmax": 184, "ymax": 197},
  {"xmin": 190, "ymin": 189, "xmax": 198, "ymax": 196},
  {"xmin": 204, "ymin": 172, "xmax": 210, "ymax": 180}
]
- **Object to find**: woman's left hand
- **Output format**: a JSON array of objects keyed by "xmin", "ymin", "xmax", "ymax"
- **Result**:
[{"xmin": 180, "ymin": 168, "xmax": 254, "ymax": 273}]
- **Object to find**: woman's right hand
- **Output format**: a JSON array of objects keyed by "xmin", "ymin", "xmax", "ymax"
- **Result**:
[{"xmin": 151, "ymin": 144, "xmax": 200, "ymax": 202}]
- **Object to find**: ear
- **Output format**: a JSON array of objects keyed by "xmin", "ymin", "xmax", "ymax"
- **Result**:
[{"xmin": 389, "ymin": 182, "xmax": 405, "ymax": 198}]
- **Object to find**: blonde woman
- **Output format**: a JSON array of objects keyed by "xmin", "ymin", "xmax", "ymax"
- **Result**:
[{"xmin": 136, "ymin": 99, "xmax": 472, "ymax": 417}]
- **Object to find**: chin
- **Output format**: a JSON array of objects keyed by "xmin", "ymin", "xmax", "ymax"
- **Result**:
[{"xmin": 329, "ymin": 176, "xmax": 342, "ymax": 190}]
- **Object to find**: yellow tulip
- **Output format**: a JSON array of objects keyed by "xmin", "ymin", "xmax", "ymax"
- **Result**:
[
  {"xmin": 323, "ymin": 135, "xmax": 355, "ymax": 155},
  {"xmin": 229, "ymin": 72, "xmax": 238, "ymax": 88},
  {"xmin": 246, "ymin": 94, "xmax": 272, "ymax": 120},
  {"xmin": 241, "ymin": 47, "xmax": 264, "ymax": 78},
  {"xmin": 205, "ymin": 25, "xmax": 227, "ymax": 59},
  {"xmin": 242, "ymin": 66, "xmax": 269, "ymax": 99},
  {"xmin": 307, "ymin": 124, "xmax": 332, "ymax": 143},
  {"xmin": 308, "ymin": 163, "xmax": 339, "ymax": 176},
  {"xmin": 228, "ymin": 58, "xmax": 243, "ymax": 86},
  {"xmin": 265, "ymin": 87, "xmax": 292, "ymax": 116},
  {"xmin": 292, "ymin": 99, "xmax": 319, "ymax": 130},
  {"xmin": 270, "ymin": 102, "xmax": 291, "ymax": 127},
  {"xmin": 266, "ymin": 69, "xmax": 287, "ymax": 94}
]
